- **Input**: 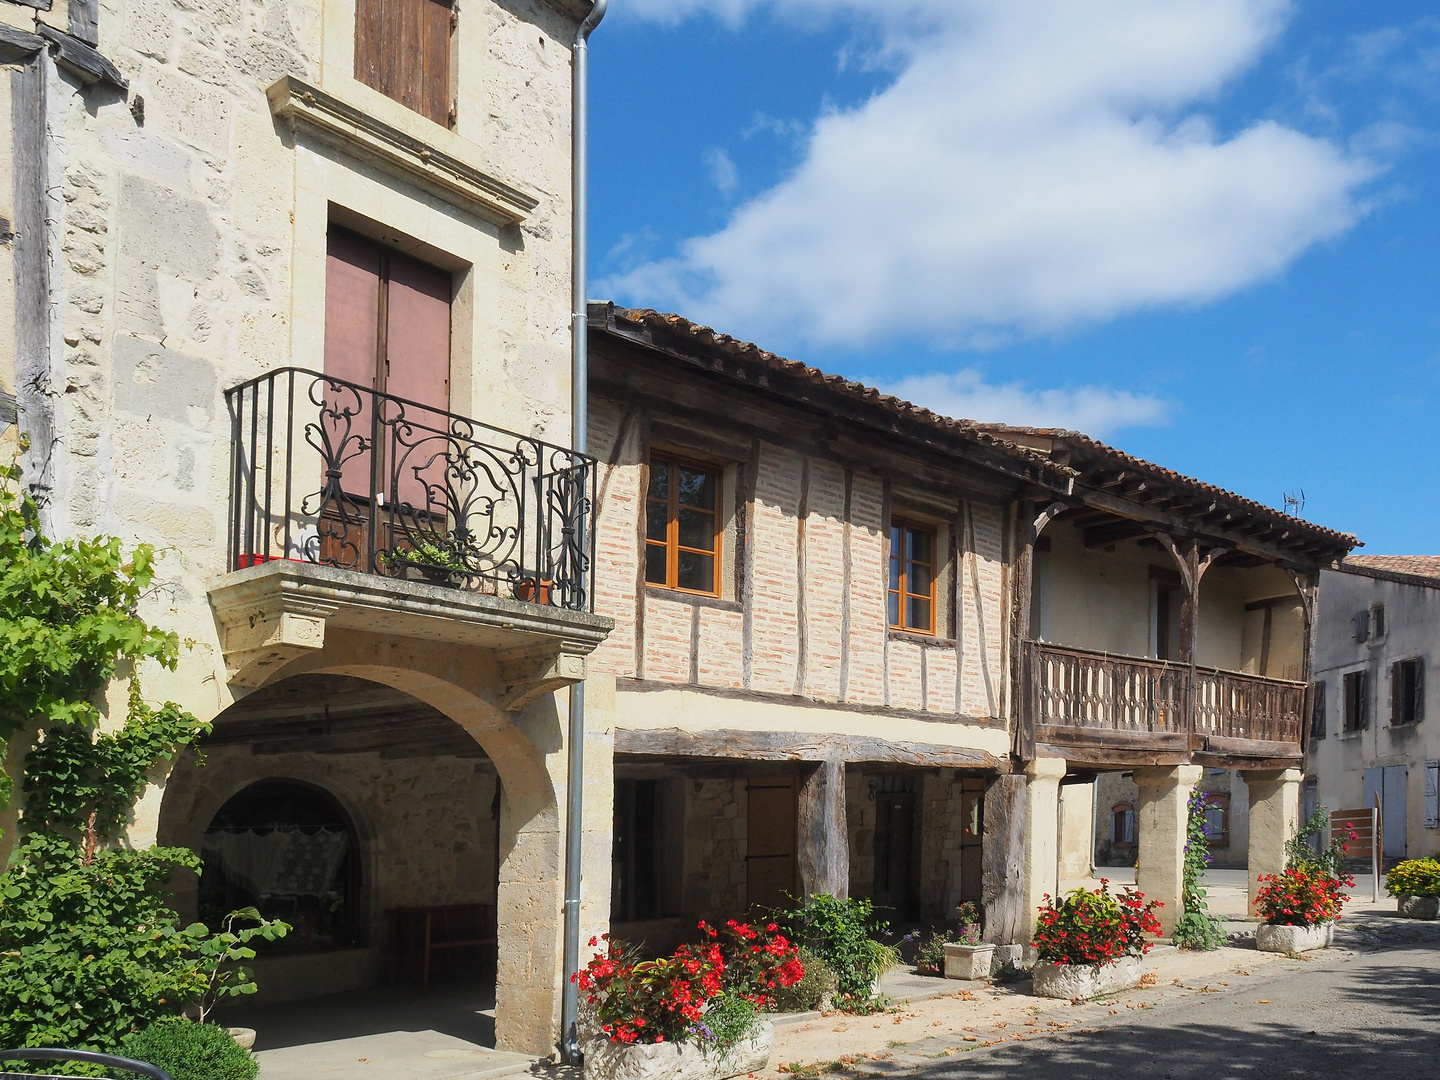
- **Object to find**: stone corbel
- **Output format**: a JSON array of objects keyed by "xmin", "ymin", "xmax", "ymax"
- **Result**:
[
  {"xmin": 496, "ymin": 644, "xmax": 588, "ymax": 714},
  {"xmin": 217, "ymin": 595, "xmax": 340, "ymax": 688}
]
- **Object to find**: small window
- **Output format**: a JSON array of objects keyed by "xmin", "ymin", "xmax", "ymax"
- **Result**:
[
  {"xmin": 888, "ymin": 519, "xmax": 936, "ymax": 634},
  {"xmin": 645, "ymin": 456, "xmax": 721, "ymax": 596},
  {"xmin": 1203, "ymin": 795, "xmax": 1230, "ymax": 847},
  {"xmin": 1343, "ymin": 670, "xmax": 1368, "ymax": 733},
  {"xmin": 1311, "ymin": 680, "xmax": 1327, "ymax": 740},
  {"xmin": 1392, "ymin": 659, "xmax": 1424, "ymax": 727},
  {"xmin": 1372, "ymin": 604, "xmax": 1387, "ymax": 639},
  {"xmin": 1111, "ymin": 804, "xmax": 1135, "ymax": 845},
  {"xmin": 355, "ymin": 0, "xmax": 454, "ymax": 126}
]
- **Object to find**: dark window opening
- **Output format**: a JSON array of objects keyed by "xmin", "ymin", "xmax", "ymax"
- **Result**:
[
  {"xmin": 645, "ymin": 456, "xmax": 722, "ymax": 596},
  {"xmin": 1311, "ymin": 680, "xmax": 1327, "ymax": 740},
  {"xmin": 889, "ymin": 520, "xmax": 936, "ymax": 634},
  {"xmin": 612, "ymin": 779, "xmax": 659, "ymax": 922},
  {"xmin": 1393, "ymin": 659, "xmax": 1424, "ymax": 727},
  {"xmin": 1343, "ymin": 670, "xmax": 1368, "ymax": 733},
  {"xmin": 201, "ymin": 779, "xmax": 361, "ymax": 952},
  {"xmin": 1111, "ymin": 803, "xmax": 1135, "ymax": 845}
]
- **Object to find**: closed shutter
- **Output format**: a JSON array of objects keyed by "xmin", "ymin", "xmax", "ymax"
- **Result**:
[
  {"xmin": 1311, "ymin": 680, "xmax": 1326, "ymax": 739},
  {"xmin": 324, "ymin": 232, "xmax": 383, "ymax": 500},
  {"xmin": 1426, "ymin": 761, "xmax": 1438, "ymax": 829},
  {"xmin": 355, "ymin": 0, "xmax": 453, "ymax": 126},
  {"xmin": 1415, "ymin": 659, "xmax": 1425, "ymax": 724}
]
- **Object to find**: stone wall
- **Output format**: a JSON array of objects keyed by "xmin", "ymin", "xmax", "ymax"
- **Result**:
[{"xmin": 681, "ymin": 779, "xmax": 748, "ymax": 919}]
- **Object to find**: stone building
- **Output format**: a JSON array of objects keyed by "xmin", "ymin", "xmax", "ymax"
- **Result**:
[
  {"xmin": 1, "ymin": 0, "xmax": 614, "ymax": 1060},
  {"xmin": 1308, "ymin": 556, "xmax": 1440, "ymax": 863},
  {"xmin": 585, "ymin": 305, "xmax": 1357, "ymax": 943}
]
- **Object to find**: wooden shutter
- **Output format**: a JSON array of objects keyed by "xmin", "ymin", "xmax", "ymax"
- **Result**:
[
  {"xmin": 746, "ymin": 779, "xmax": 797, "ymax": 912},
  {"xmin": 1425, "ymin": 760, "xmax": 1438, "ymax": 830},
  {"xmin": 1416, "ymin": 660, "xmax": 1425, "ymax": 724},
  {"xmin": 355, "ymin": 0, "xmax": 453, "ymax": 126},
  {"xmin": 324, "ymin": 232, "xmax": 383, "ymax": 500},
  {"xmin": 383, "ymin": 252, "xmax": 452, "ymax": 512}
]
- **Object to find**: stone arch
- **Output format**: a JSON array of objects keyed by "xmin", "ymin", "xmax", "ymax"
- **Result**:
[{"xmin": 159, "ymin": 626, "xmax": 568, "ymax": 1057}]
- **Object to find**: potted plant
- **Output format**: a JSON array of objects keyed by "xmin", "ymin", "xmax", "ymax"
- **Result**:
[
  {"xmin": 941, "ymin": 902, "xmax": 993, "ymax": 980},
  {"xmin": 577, "ymin": 922, "xmax": 803, "ymax": 1080},
  {"xmin": 1254, "ymin": 865, "xmax": 1349, "ymax": 952},
  {"xmin": 1030, "ymin": 881, "xmax": 1161, "ymax": 1000},
  {"xmin": 513, "ymin": 574, "xmax": 554, "ymax": 605},
  {"xmin": 1385, "ymin": 859, "xmax": 1440, "ymax": 920},
  {"xmin": 380, "ymin": 537, "xmax": 466, "ymax": 584}
]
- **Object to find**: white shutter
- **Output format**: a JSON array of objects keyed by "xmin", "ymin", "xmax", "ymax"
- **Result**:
[{"xmin": 1425, "ymin": 761, "xmax": 1439, "ymax": 830}]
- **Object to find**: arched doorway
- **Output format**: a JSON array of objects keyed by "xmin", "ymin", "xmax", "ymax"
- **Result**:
[{"xmin": 200, "ymin": 779, "xmax": 362, "ymax": 953}]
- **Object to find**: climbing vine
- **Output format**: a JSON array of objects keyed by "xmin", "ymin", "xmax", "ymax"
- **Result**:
[
  {"xmin": 0, "ymin": 469, "xmax": 288, "ymax": 1052},
  {"xmin": 1171, "ymin": 789, "xmax": 1224, "ymax": 951}
]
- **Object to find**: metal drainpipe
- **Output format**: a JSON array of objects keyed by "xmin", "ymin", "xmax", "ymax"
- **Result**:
[{"xmin": 561, "ymin": 0, "xmax": 607, "ymax": 1066}]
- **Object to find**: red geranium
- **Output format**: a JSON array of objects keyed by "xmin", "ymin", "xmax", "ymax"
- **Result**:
[
  {"xmin": 1031, "ymin": 880, "xmax": 1162, "ymax": 966},
  {"xmin": 1256, "ymin": 866, "xmax": 1352, "ymax": 927}
]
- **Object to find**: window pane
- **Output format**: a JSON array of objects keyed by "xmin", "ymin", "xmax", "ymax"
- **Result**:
[
  {"xmin": 907, "ymin": 527, "xmax": 933, "ymax": 565},
  {"xmin": 677, "ymin": 508, "xmax": 716, "ymax": 551},
  {"xmin": 678, "ymin": 467, "xmax": 715, "ymax": 509},
  {"xmin": 1204, "ymin": 807, "xmax": 1225, "ymax": 836},
  {"xmin": 908, "ymin": 560, "xmax": 933, "ymax": 595},
  {"xmin": 907, "ymin": 596, "xmax": 931, "ymax": 632},
  {"xmin": 645, "ymin": 502, "xmax": 668, "ymax": 543},
  {"xmin": 648, "ymin": 461, "xmax": 669, "ymax": 503},
  {"xmin": 645, "ymin": 543, "xmax": 668, "ymax": 586},
  {"xmin": 677, "ymin": 550, "xmax": 715, "ymax": 593},
  {"xmin": 887, "ymin": 591, "xmax": 900, "ymax": 627},
  {"xmin": 888, "ymin": 555, "xmax": 902, "ymax": 592}
]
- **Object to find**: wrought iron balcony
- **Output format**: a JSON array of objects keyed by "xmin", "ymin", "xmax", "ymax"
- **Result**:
[
  {"xmin": 1023, "ymin": 641, "xmax": 1306, "ymax": 764},
  {"xmin": 226, "ymin": 368, "xmax": 595, "ymax": 610}
]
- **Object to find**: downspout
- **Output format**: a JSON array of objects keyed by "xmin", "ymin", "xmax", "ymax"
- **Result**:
[{"xmin": 562, "ymin": 0, "xmax": 607, "ymax": 1066}]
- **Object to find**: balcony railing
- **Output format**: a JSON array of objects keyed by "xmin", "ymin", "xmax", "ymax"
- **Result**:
[
  {"xmin": 1026, "ymin": 641, "xmax": 1305, "ymax": 754},
  {"xmin": 226, "ymin": 368, "xmax": 595, "ymax": 610}
]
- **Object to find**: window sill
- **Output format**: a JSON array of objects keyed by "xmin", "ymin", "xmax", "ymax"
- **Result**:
[
  {"xmin": 888, "ymin": 628, "xmax": 955, "ymax": 647},
  {"xmin": 1337, "ymin": 730, "xmax": 1363, "ymax": 741},
  {"xmin": 266, "ymin": 75, "xmax": 538, "ymax": 225},
  {"xmin": 645, "ymin": 585, "xmax": 741, "ymax": 613}
]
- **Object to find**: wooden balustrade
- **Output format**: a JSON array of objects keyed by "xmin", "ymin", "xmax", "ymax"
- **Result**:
[{"xmin": 1025, "ymin": 641, "xmax": 1305, "ymax": 764}]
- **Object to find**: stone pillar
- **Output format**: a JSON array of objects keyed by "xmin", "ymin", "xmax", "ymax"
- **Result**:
[
  {"xmin": 1133, "ymin": 765, "xmax": 1202, "ymax": 936},
  {"xmin": 1241, "ymin": 769, "xmax": 1301, "ymax": 918},
  {"xmin": 1057, "ymin": 779, "xmax": 1096, "ymax": 879},
  {"xmin": 1022, "ymin": 757, "xmax": 1068, "ymax": 937},
  {"xmin": 798, "ymin": 757, "xmax": 849, "ymax": 899}
]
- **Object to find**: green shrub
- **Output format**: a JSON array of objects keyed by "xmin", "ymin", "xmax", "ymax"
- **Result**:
[
  {"xmin": 777, "ymin": 895, "xmax": 897, "ymax": 1004},
  {"xmin": 768, "ymin": 947, "xmax": 838, "ymax": 1012},
  {"xmin": 699, "ymin": 993, "xmax": 760, "ymax": 1049},
  {"xmin": 913, "ymin": 931, "xmax": 948, "ymax": 976},
  {"xmin": 1386, "ymin": 859, "xmax": 1440, "ymax": 898},
  {"xmin": 118, "ymin": 1022, "xmax": 257, "ymax": 1080}
]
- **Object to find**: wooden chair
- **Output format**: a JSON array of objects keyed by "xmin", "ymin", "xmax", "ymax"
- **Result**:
[{"xmin": 387, "ymin": 903, "xmax": 497, "ymax": 988}]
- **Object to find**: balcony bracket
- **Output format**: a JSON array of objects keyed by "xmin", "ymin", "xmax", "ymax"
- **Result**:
[
  {"xmin": 496, "ymin": 644, "xmax": 588, "ymax": 714},
  {"xmin": 215, "ymin": 586, "xmax": 341, "ymax": 689}
]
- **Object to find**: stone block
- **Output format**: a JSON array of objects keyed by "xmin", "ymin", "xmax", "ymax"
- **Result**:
[
  {"xmin": 1032, "ymin": 956, "xmax": 1142, "ymax": 1000},
  {"xmin": 119, "ymin": 174, "xmax": 219, "ymax": 280},
  {"xmin": 113, "ymin": 335, "xmax": 218, "ymax": 424},
  {"xmin": 1255, "ymin": 922, "xmax": 1333, "ymax": 953}
]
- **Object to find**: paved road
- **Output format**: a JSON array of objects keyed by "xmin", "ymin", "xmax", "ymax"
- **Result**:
[{"xmin": 907, "ymin": 939, "xmax": 1440, "ymax": 1080}]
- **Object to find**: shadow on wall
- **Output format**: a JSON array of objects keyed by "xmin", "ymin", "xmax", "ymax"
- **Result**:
[{"xmin": 928, "ymin": 949, "xmax": 1440, "ymax": 1079}]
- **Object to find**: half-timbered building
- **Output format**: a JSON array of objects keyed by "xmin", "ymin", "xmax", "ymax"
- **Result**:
[{"xmin": 586, "ymin": 304, "xmax": 1358, "ymax": 945}]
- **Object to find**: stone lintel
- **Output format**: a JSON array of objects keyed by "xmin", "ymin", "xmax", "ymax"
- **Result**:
[
  {"xmin": 209, "ymin": 561, "xmax": 612, "ymax": 692},
  {"xmin": 266, "ymin": 75, "xmax": 539, "ymax": 225}
]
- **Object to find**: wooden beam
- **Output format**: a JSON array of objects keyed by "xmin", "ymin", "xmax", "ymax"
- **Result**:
[
  {"xmin": 1033, "ymin": 742, "xmax": 1191, "ymax": 768},
  {"xmin": 1034, "ymin": 726, "xmax": 1190, "ymax": 752},
  {"xmin": 612, "ymin": 727, "xmax": 1003, "ymax": 769},
  {"xmin": 1083, "ymin": 519, "xmax": 1153, "ymax": 548},
  {"xmin": 981, "ymin": 773, "xmax": 1027, "ymax": 946},
  {"xmin": 797, "ymin": 758, "xmax": 848, "ymax": 900},
  {"xmin": 1077, "ymin": 489, "xmax": 1322, "ymax": 567}
]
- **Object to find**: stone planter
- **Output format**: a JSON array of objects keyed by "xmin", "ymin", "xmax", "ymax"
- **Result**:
[
  {"xmin": 583, "ymin": 1022, "xmax": 773, "ymax": 1080},
  {"xmin": 1396, "ymin": 896, "xmax": 1440, "ymax": 920},
  {"xmin": 1255, "ymin": 921, "xmax": 1334, "ymax": 953},
  {"xmin": 228, "ymin": 1027, "xmax": 257, "ymax": 1050},
  {"xmin": 1031, "ymin": 955, "xmax": 1142, "ymax": 1000},
  {"xmin": 943, "ymin": 943, "xmax": 995, "ymax": 981}
]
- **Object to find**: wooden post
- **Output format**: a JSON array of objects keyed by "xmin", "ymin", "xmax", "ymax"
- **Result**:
[
  {"xmin": 797, "ymin": 757, "xmax": 849, "ymax": 899},
  {"xmin": 981, "ymin": 772, "xmax": 1026, "ymax": 945}
]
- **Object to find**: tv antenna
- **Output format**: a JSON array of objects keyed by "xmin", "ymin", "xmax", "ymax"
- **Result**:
[{"xmin": 1283, "ymin": 489, "xmax": 1305, "ymax": 516}]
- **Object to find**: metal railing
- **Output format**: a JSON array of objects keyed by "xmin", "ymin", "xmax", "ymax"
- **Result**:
[
  {"xmin": 226, "ymin": 368, "xmax": 595, "ymax": 610},
  {"xmin": 1028, "ymin": 641, "xmax": 1305, "ymax": 746}
]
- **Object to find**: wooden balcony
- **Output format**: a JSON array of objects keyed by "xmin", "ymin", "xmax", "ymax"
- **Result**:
[{"xmin": 1022, "ymin": 641, "xmax": 1307, "ymax": 768}]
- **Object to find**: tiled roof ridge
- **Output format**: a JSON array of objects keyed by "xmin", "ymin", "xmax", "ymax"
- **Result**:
[
  {"xmin": 1342, "ymin": 554, "xmax": 1440, "ymax": 582},
  {"xmin": 607, "ymin": 306, "xmax": 1357, "ymax": 553}
]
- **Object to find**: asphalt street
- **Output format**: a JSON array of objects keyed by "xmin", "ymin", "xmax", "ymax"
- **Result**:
[{"xmin": 907, "ymin": 939, "xmax": 1440, "ymax": 1080}]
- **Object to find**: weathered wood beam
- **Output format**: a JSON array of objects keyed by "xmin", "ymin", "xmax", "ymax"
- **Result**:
[
  {"xmin": 1083, "ymin": 519, "xmax": 1153, "ymax": 548},
  {"xmin": 797, "ymin": 758, "xmax": 849, "ymax": 899},
  {"xmin": 981, "ymin": 773, "xmax": 1027, "ymax": 946},
  {"xmin": 1034, "ymin": 725, "xmax": 1190, "ymax": 752},
  {"xmin": 612, "ymin": 727, "xmax": 1003, "ymax": 769}
]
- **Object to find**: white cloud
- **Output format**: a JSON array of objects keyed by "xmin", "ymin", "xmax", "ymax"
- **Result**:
[
  {"xmin": 702, "ymin": 146, "xmax": 740, "ymax": 196},
  {"xmin": 879, "ymin": 370, "xmax": 1171, "ymax": 438},
  {"xmin": 602, "ymin": 0, "xmax": 1377, "ymax": 349}
]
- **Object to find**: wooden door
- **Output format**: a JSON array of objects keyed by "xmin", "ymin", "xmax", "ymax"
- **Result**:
[
  {"xmin": 872, "ymin": 779, "xmax": 917, "ymax": 920},
  {"xmin": 959, "ymin": 783, "xmax": 985, "ymax": 905},
  {"xmin": 747, "ymin": 778, "xmax": 797, "ymax": 913}
]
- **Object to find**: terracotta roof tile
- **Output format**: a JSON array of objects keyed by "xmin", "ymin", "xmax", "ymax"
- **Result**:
[{"xmin": 1342, "ymin": 555, "xmax": 1440, "ymax": 582}]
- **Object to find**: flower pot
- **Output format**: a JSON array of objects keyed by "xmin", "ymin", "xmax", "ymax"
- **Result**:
[
  {"xmin": 1396, "ymin": 896, "xmax": 1440, "ymax": 920},
  {"xmin": 514, "ymin": 577, "xmax": 553, "ymax": 605},
  {"xmin": 1256, "ymin": 921, "xmax": 1334, "ymax": 953},
  {"xmin": 943, "ymin": 943, "xmax": 995, "ymax": 980},
  {"xmin": 582, "ymin": 1022, "xmax": 773, "ymax": 1080},
  {"xmin": 1031, "ymin": 955, "xmax": 1142, "ymax": 1000},
  {"xmin": 228, "ymin": 1027, "xmax": 257, "ymax": 1050}
]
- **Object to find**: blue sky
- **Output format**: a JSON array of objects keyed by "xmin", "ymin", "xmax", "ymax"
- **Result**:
[{"xmin": 588, "ymin": 1, "xmax": 1440, "ymax": 554}]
